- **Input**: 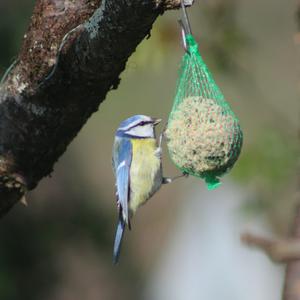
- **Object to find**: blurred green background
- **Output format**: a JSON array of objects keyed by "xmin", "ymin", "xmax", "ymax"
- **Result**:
[{"xmin": 0, "ymin": 0, "xmax": 299, "ymax": 299}]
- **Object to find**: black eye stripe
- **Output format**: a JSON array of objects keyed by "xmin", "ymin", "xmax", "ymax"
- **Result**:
[
  {"xmin": 140, "ymin": 121, "xmax": 152, "ymax": 126},
  {"xmin": 123, "ymin": 120, "xmax": 152, "ymax": 132}
]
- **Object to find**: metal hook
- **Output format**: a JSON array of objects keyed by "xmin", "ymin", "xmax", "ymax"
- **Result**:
[
  {"xmin": 180, "ymin": 0, "xmax": 192, "ymax": 36},
  {"xmin": 179, "ymin": 0, "xmax": 192, "ymax": 53},
  {"xmin": 178, "ymin": 20, "xmax": 188, "ymax": 52}
]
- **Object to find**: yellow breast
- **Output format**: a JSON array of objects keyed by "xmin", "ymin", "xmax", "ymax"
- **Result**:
[{"xmin": 129, "ymin": 138, "xmax": 162, "ymax": 215}]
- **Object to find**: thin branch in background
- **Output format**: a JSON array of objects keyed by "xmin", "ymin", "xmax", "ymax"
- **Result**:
[{"xmin": 241, "ymin": 232, "xmax": 300, "ymax": 263}]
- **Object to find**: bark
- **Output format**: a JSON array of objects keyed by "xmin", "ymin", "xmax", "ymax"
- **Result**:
[{"xmin": 0, "ymin": 0, "xmax": 193, "ymax": 217}]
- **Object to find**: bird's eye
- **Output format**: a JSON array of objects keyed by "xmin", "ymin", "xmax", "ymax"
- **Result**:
[{"xmin": 140, "ymin": 121, "xmax": 146, "ymax": 126}]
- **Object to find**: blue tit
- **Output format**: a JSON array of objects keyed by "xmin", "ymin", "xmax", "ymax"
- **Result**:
[{"xmin": 112, "ymin": 115, "xmax": 164, "ymax": 264}]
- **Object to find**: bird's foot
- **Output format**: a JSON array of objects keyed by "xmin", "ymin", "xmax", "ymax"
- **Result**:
[
  {"xmin": 162, "ymin": 172, "xmax": 188, "ymax": 184},
  {"xmin": 155, "ymin": 147, "xmax": 162, "ymax": 159}
]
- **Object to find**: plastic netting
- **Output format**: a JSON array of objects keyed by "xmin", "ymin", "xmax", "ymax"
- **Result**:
[{"xmin": 166, "ymin": 34, "xmax": 243, "ymax": 190}]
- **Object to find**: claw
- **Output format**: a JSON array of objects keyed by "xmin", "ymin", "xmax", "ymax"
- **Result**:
[
  {"xmin": 155, "ymin": 147, "xmax": 162, "ymax": 159},
  {"xmin": 162, "ymin": 177, "xmax": 172, "ymax": 184},
  {"xmin": 163, "ymin": 173, "xmax": 188, "ymax": 184}
]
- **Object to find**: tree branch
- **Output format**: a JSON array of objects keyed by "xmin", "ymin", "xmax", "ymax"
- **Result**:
[
  {"xmin": 0, "ymin": 0, "xmax": 194, "ymax": 217},
  {"xmin": 282, "ymin": 203, "xmax": 300, "ymax": 300},
  {"xmin": 241, "ymin": 204, "xmax": 300, "ymax": 300},
  {"xmin": 241, "ymin": 232, "xmax": 300, "ymax": 263}
]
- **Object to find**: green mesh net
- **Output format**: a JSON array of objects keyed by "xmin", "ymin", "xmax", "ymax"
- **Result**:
[{"xmin": 166, "ymin": 34, "xmax": 243, "ymax": 190}]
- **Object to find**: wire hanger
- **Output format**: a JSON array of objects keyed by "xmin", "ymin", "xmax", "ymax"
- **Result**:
[{"xmin": 179, "ymin": 0, "xmax": 192, "ymax": 52}]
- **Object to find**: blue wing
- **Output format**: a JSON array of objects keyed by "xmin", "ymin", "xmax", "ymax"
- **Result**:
[{"xmin": 112, "ymin": 137, "xmax": 132, "ymax": 224}]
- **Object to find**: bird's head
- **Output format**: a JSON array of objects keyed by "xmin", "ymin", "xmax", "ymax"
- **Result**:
[{"xmin": 116, "ymin": 115, "xmax": 161, "ymax": 138}]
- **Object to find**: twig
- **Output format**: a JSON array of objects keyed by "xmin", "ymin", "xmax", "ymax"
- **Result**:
[{"xmin": 241, "ymin": 232, "xmax": 300, "ymax": 263}]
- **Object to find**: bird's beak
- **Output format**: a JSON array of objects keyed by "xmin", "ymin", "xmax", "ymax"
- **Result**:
[{"xmin": 152, "ymin": 118, "xmax": 162, "ymax": 126}]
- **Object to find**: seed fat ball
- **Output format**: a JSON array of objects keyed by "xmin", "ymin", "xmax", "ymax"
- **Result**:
[{"xmin": 166, "ymin": 96, "xmax": 243, "ymax": 178}]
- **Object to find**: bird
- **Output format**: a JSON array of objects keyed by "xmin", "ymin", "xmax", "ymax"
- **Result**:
[{"xmin": 112, "ymin": 115, "xmax": 173, "ymax": 264}]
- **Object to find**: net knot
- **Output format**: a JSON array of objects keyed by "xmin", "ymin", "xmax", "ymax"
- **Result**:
[{"xmin": 186, "ymin": 34, "xmax": 198, "ymax": 54}]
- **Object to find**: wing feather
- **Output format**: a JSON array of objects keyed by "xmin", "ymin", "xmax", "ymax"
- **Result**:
[{"xmin": 112, "ymin": 137, "xmax": 132, "ymax": 224}]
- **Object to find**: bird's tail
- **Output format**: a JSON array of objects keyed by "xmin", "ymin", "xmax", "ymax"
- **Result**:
[{"xmin": 113, "ymin": 218, "xmax": 126, "ymax": 265}]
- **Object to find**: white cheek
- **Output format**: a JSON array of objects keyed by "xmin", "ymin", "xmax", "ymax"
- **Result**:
[{"xmin": 126, "ymin": 125, "xmax": 154, "ymax": 138}]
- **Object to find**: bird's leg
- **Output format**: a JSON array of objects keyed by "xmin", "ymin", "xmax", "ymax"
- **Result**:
[
  {"xmin": 157, "ymin": 123, "xmax": 189, "ymax": 184},
  {"xmin": 155, "ymin": 130, "xmax": 164, "ymax": 159},
  {"xmin": 163, "ymin": 172, "xmax": 189, "ymax": 184},
  {"xmin": 158, "ymin": 130, "xmax": 163, "ymax": 148},
  {"xmin": 155, "ymin": 121, "xmax": 168, "ymax": 156}
]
